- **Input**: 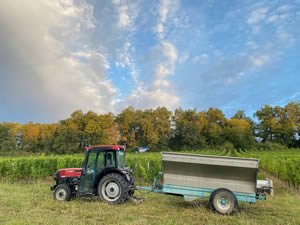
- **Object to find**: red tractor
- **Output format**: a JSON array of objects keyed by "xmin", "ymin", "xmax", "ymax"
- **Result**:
[{"xmin": 51, "ymin": 145, "xmax": 135, "ymax": 204}]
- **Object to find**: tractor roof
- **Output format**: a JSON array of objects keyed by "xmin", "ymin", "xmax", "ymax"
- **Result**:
[{"xmin": 87, "ymin": 145, "xmax": 125, "ymax": 151}]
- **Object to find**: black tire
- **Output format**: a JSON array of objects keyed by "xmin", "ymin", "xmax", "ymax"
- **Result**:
[
  {"xmin": 127, "ymin": 173, "xmax": 135, "ymax": 200},
  {"xmin": 209, "ymin": 188, "xmax": 238, "ymax": 215},
  {"xmin": 98, "ymin": 173, "xmax": 129, "ymax": 204},
  {"xmin": 53, "ymin": 184, "xmax": 72, "ymax": 201},
  {"xmin": 128, "ymin": 190, "xmax": 135, "ymax": 198}
]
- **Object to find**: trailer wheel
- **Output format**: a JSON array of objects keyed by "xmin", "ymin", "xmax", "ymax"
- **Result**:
[
  {"xmin": 53, "ymin": 184, "xmax": 72, "ymax": 201},
  {"xmin": 98, "ymin": 173, "xmax": 129, "ymax": 204},
  {"xmin": 210, "ymin": 188, "xmax": 237, "ymax": 215}
]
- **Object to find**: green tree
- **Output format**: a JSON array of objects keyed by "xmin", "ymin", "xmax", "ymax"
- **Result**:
[
  {"xmin": 205, "ymin": 107, "xmax": 226, "ymax": 146},
  {"xmin": 0, "ymin": 123, "xmax": 16, "ymax": 151},
  {"xmin": 53, "ymin": 121, "xmax": 82, "ymax": 154},
  {"xmin": 172, "ymin": 108, "xmax": 206, "ymax": 149},
  {"xmin": 284, "ymin": 102, "xmax": 300, "ymax": 147},
  {"xmin": 224, "ymin": 118, "xmax": 255, "ymax": 149},
  {"xmin": 255, "ymin": 103, "xmax": 299, "ymax": 146},
  {"xmin": 254, "ymin": 105, "xmax": 276, "ymax": 142},
  {"xmin": 116, "ymin": 107, "xmax": 140, "ymax": 147},
  {"xmin": 19, "ymin": 122, "xmax": 41, "ymax": 152}
]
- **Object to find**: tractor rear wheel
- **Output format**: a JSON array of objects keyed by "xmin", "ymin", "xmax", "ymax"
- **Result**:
[
  {"xmin": 98, "ymin": 173, "xmax": 129, "ymax": 204},
  {"xmin": 53, "ymin": 184, "xmax": 71, "ymax": 201},
  {"xmin": 209, "ymin": 188, "xmax": 238, "ymax": 215}
]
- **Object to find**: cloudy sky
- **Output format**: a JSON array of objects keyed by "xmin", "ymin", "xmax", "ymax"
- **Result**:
[{"xmin": 0, "ymin": 0, "xmax": 299, "ymax": 123}]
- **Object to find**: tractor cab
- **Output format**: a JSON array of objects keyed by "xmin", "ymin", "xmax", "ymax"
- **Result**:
[
  {"xmin": 79, "ymin": 145, "xmax": 127, "ymax": 194},
  {"xmin": 51, "ymin": 145, "xmax": 135, "ymax": 204}
]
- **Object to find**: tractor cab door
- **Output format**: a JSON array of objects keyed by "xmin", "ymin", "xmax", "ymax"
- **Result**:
[{"xmin": 79, "ymin": 150, "xmax": 105, "ymax": 194}]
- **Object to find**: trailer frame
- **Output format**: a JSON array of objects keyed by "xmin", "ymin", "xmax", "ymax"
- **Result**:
[{"xmin": 136, "ymin": 172, "xmax": 265, "ymax": 203}]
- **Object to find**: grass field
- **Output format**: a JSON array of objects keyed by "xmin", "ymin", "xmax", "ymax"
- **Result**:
[
  {"xmin": 0, "ymin": 176, "xmax": 299, "ymax": 225},
  {"xmin": 0, "ymin": 149, "xmax": 299, "ymax": 224}
]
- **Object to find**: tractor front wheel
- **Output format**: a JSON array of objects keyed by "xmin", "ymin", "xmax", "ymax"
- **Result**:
[
  {"xmin": 98, "ymin": 173, "xmax": 129, "ymax": 204},
  {"xmin": 53, "ymin": 184, "xmax": 71, "ymax": 201}
]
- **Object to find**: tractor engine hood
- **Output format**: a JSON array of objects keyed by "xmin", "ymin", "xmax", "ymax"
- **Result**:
[{"xmin": 59, "ymin": 168, "xmax": 82, "ymax": 178}]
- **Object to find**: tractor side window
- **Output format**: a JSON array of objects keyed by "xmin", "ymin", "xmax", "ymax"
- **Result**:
[
  {"xmin": 96, "ymin": 152, "xmax": 105, "ymax": 171},
  {"xmin": 117, "ymin": 151, "xmax": 125, "ymax": 169},
  {"xmin": 106, "ymin": 152, "xmax": 116, "ymax": 168},
  {"xmin": 86, "ymin": 151, "xmax": 97, "ymax": 170}
]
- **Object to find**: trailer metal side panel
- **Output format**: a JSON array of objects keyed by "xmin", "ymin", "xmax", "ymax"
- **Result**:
[{"xmin": 162, "ymin": 152, "xmax": 259, "ymax": 194}]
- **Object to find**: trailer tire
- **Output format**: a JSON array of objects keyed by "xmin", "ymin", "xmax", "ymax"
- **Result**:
[
  {"xmin": 53, "ymin": 184, "xmax": 72, "ymax": 201},
  {"xmin": 210, "ymin": 188, "xmax": 237, "ymax": 215},
  {"xmin": 98, "ymin": 173, "xmax": 129, "ymax": 204}
]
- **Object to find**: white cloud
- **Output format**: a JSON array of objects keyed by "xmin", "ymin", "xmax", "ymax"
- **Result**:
[
  {"xmin": 277, "ymin": 5, "xmax": 292, "ymax": 12},
  {"xmin": 192, "ymin": 54, "xmax": 208, "ymax": 64},
  {"xmin": 178, "ymin": 52, "xmax": 189, "ymax": 64},
  {"xmin": 126, "ymin": 88, "xmax": 179, "ymax": 110},
  {"xmin": 156, "ymin": 23, "xmax": 164, "ymax": 33},
  {"xmin": 154, "ymin": 0, "xmax": 179, "ymax": 39},
  {"xmin": 155, "ymin": 64, "xmax": 170, "ymax": 78},
  {"xmin": 154, "ymin": 79, "xmax": 170, "ymax": 87},
  {"xmin": 192, "ymin": 56, "xmax": 200, "ymax": 63},
  {"xmin": 279, "ymin": 14, "xmax": 289, "ymax": 20},
  {"xmin": 249, "ymin": 55, "xmax": 270, "ymax": 68},
  {"xmin": 266, "ymin": 15, "xmax": 279, "ymax": 23},
  {"xmin": 112, "ymin": 0, "xmax": 120, "ymax": 6},
  {"xmin": 116, "ymin": 41, "xmax": 139, "ymax": 82},
  {"xmin": 152, "ymin": 41, "xmax": 178, "ymax": 78},
  {"xmin": 112, "ymin": 1, "xmax": 180, "ymax": 111},
  {"xmin": 247, "ymin": 7, "xmax": 269, "ymax": 24},
  {"xmin": 159, "ymin": 0, "xmax": 172, "ymax": 23},
  {"xmin": 119, "ymin": 8, "xmax": 131, "ymax": 28},
  {"xmin": 161, "ymin": 41, "xmax": 178, "ymax": 64},
  {"xmin": 214, "ymin": 50, "xmax": 222, "ymax": 56},
  {"xmin": 155, "ymin": 23, "xmax": 165, "ymax": 38},
  {"xmin": 121, "ymin": 41, "xmax": 179, "ymax": 110},
  {"xmin": 136, "ymin": 0, "xmax": 181, "ymax": 110},
  {"xmin": 0, "ymin": 0, "xmax": 118, "ymax": 120},
  {"xmin": 276, "ymin": 29, "xmax": 295, "ymax": 44},
  {"xmin": 246, "ymin": 41, "xmax": 258, "ymax": 49},
  {"xmin": 113, "ymin": 1, "xmax": 139, "ymax": 30}
]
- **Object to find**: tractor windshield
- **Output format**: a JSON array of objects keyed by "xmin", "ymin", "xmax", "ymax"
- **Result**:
[{"xmin": 117, "ymin": 150, "xmax": 126, "ymax": 169}]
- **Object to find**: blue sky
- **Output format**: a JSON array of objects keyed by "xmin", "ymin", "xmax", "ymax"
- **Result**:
[{"xmin": 0, "ymin": 0, "xmax": 299, "ymax": 123}]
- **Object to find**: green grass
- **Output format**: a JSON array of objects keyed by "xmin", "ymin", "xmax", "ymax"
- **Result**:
[
  {"xmin": 0, "ymin": 149, "xmax": 299, "ymax": 224},
  {"xmin": 0, "ymin": 178, "xmax": 299, "ymax": 225}
]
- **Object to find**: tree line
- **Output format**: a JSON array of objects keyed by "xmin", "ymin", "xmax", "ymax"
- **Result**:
[{"xmin": 0, "ymin": 102, "xmax": 299, "ymax": 154}]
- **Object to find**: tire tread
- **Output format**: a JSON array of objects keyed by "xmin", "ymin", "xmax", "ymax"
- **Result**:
[
  {"xmin": 53, "ymin": 184, "xmax": 72, "ymax": 201},
  {"xmin": 209, "ymin": 188, "xmax": 238, "ymax": 215},
  {"xmin": 98, "ymin": 173, "xmax": 129, "ymax": 204}
]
